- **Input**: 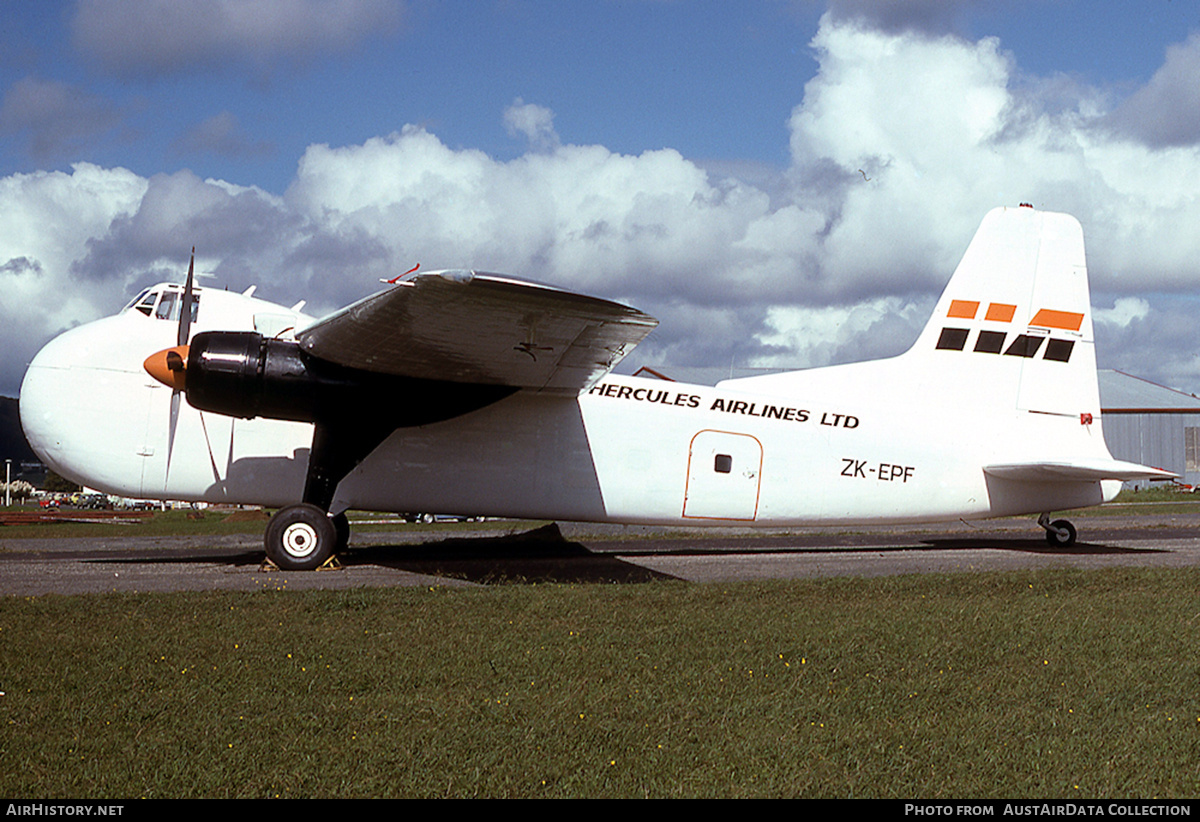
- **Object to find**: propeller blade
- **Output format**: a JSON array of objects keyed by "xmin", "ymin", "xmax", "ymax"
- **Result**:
[
  {"xmin": 178, "ymin": 247, "xmax": 195, "ymax": 346},
  {"xmin": 154, "ymin": 246, "xmax": 196, "ymax": 488},
  {"xmin": 166, "ymin": 389, "xmax": 181, "ymax": 476}
]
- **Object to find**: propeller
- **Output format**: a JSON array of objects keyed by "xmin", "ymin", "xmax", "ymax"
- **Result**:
[{"xmin": 142, "ymin": 247, "xmax": 197, "ymax": 481}]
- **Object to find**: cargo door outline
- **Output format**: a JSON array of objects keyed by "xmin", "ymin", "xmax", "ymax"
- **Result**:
[{"xmin": 682, "ymin": 429, "xmax": 763, "ymax": 521}]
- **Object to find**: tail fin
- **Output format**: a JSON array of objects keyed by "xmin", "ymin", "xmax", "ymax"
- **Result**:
[
  {"xmin": 722, "ymin": 205, "xmax": 1098, "ymax": 416},
  {"xmin": 913, "ymin": 206, "xmax": 1172, "ymax": 483},
  {"xmin": 906, "ymin": 204, "xmax": 1096, "ymax": 417}
]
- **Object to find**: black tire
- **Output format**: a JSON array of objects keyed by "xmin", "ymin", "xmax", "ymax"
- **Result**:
[
  {"xmin": 331, "ymin": 511, "xmax": 350, "ymax": 552},
  {"xmin": 265, "ymin": 504, "xmax": 338, "ymax": 570},
  {"xmin": 1045, "ymin": 519, "xmax": 1077, "ymax": 547}
]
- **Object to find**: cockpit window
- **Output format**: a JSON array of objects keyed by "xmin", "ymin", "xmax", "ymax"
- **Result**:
[
  {"xmin": 127, "ymin": 289, "xmax": 156, "ymax": 316},
  {"xmin": 154, "ymin": 290, "xmax": 177, "ymax": 320},
  {"xmin": 127, "ymin": 288, "xmax": 200, "ymax": 322},
  {"xmin": 183, "ymin": 293, "xmax": 200, "ymax": 324}
]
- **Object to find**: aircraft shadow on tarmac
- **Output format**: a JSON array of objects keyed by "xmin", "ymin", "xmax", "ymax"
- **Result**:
[
  {"xmin": 915, "ymin": 537, "xmax": 1167, "ymax": 555},
  {"xmin": 346, "ymin": 523, "xmax": 678, "ymax": 584},
  {"xmin": 89, "ymin": 523, "xmax": 1169, "ymax": 586}
]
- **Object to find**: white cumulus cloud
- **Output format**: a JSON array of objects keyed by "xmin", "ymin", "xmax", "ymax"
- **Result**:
[
  {"xmin": 9, "ymin": 13, "xmax": 1200, "ymax": 398},
  {"xmin": 503, "ymin": 99, "xmax": 560, "ymax": 153}
]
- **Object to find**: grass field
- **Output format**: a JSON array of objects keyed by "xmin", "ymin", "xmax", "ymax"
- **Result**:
[{"xmin": 2, "ymin": 567, "xmax": 1199, "ymax": 798}]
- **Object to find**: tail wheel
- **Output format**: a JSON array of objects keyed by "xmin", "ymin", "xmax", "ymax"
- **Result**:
[
  {"xmin": 265, "ymin": 503, "xmax": 338, "ymax": 570},
  {"xmin": 1045, "ymin": 519, "xmax": 1077, "ymax": 547}
]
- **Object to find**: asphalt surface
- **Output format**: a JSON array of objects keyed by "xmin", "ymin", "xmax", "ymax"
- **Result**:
[{"xmin": 4, "ymin": 508, "xmax": 1200, "ymax": 596}]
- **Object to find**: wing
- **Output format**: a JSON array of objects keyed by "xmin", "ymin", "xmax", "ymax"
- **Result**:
[
  {"xmin": 296, "ymin": 270, "xmax": 658, "ymax": 395},
  {"xmin": 984, "ymin": 460, "xmax": 1176, "ymax": 482}
]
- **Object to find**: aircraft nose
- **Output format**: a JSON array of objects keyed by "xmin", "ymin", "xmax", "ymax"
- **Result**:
[
  {"xmin": 20, "ymin": 327, "xmax": 87, "ymax": 476},
  {"xmin": 20, "ymin": 315, "xmax": 165, "ymax": 495}
]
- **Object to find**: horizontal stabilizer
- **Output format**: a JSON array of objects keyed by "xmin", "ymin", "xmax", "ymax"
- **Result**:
[
  {"xmin": 984, "ymin": 460, "xmax": 1177, "ymax": 482},
  {"xmin": 297, "ymin": 271, "xmax": 658, "ymax": 394}
]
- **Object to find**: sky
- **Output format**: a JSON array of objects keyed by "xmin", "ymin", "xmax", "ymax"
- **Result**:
[{"xmin": 4, "ymin": 0, "xmax": 1200, "ymax": 399}]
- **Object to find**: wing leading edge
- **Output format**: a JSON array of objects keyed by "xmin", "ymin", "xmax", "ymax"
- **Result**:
[{"xmin": 297, "ymin": 271, "xmax": 658, "ymax": 395}]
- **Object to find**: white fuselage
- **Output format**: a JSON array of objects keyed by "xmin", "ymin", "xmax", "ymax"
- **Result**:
[{"xmin": 19, "ymin": 283, "xmax": 1119, "ymax": 526}]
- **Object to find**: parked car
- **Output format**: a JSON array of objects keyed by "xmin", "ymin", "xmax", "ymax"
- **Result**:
[{"xmin": 401, "ymin": 513, "xmax": 483, "ymax": 523}]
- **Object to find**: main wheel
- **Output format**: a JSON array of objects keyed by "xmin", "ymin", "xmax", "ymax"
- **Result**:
[
  {"xmin": 265, "ymin": 504, "xmax": 338, "ymax": 570},
  {"xmin": 331, "ymin": 511, "xmax": 350, "ymax": 552},
  {"xmin": 1045, "ymin": 519, "xmax": 1077, "ymax": 547}
]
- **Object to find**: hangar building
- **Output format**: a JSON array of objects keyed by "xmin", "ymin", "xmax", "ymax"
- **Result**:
[{"xmin": 1099, "ymin": 369, "xmax": 1200, "ymax": 489}]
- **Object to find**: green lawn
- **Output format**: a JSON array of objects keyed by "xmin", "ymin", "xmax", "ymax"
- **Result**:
[{"xmin": 2, "ymin": 567, "xmax": 1198, "ymax": 798}]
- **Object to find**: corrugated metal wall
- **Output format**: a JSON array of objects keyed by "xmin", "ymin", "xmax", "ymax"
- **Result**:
[{"xmin": 1102, "ymin": 413, "xmax": 1200, "ymax": 488}]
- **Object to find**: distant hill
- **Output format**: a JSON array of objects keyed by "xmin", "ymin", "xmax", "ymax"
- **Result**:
[{"xmin": 0, "ymin": 395, "xmax": 38, "ymax": 466}]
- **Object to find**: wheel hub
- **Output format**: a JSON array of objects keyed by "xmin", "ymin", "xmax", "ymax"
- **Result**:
[{"xmin": 281, "ymin": 521, "xmax": 319, "ymax": 558}]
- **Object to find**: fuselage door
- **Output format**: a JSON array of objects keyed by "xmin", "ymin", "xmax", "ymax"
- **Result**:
[{"xmin": 683, "ymin": 430, "xmax": 763, "ymax": 521}]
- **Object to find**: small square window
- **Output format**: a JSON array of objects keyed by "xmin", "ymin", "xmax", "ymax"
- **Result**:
[
  {"xmin": 1043, "ymin": 339, "xmax": 1074, "ymax": 362},
  {"xmin": 714, "ymin": 454, "xmax": 732, "ymax": 474},
  {"xmin": 974, "ymin": 330, "xmax": 1006, "ymax": 354},
  {"xmin": 1004, "ymin": 334, "xmax": 1044, "ymax": 358},
  {"xmin": 936, "ymin": 327, "xmax": 970, "ymax": 351}
]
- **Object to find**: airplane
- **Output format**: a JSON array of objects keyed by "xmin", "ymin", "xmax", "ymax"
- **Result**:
[{"xmin": 18, "ymin": 204, "xmax": 1174, "ymax": 571}]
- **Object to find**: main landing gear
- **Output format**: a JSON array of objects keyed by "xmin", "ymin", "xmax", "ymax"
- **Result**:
[
  {"xmin": 264, "ymin": 504, "xmax": 348, "ymax": 571},
  {"xmin": 1038, "ymin": 512, "xmax": 1078, "ymax": 547},
  {"xmin": 262, "ymin": 420, "xmax": 390, "ymax": 571}
]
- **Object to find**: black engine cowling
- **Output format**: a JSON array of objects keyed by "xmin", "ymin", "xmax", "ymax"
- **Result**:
[{"xmin": 184, "ymin": 331, "xmax": 516, "ymax": 426}]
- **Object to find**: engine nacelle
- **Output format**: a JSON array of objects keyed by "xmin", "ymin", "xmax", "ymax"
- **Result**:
[{"xmin": 184, "ymin": 331, "xmax": 515, "ymax": 426}]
